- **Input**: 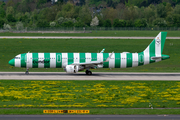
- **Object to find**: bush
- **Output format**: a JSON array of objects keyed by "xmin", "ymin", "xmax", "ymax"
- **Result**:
[
  {"xmin": 61, "ymin": 21, "xmax": 74, "ymax": 27},
  {"xmin": 119, "ymin": 20, "xmax": 126, "ymax": 27},
  {"xmin": 7, "ymin": 14, "xmax": 16, "ymax": 22},
  {"xmin": 113, "ymin": 19, "xmax": 121, "ymax": 27},
  {"xmin": 103, "ymin": 19, "xmax": 111, "ymax": 27},
  {"xmin": 134, "ymin": 19, "xmax": 147, "ymax": 27},
  {"xmin": 3, "ymin": 24, "xmax": 11, "ymax": 30},
  {"xmin": 16, "ymin": 22, "xmax": 24, "ymax": 30},
  {"xmin": 37, "ymin": 20, "xmax": 49, "ymax": 27}
]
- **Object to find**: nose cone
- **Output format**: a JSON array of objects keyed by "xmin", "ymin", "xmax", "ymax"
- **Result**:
[{"xmin": 9, "ymin": 59, "xmax": 15, "ymax": 66}]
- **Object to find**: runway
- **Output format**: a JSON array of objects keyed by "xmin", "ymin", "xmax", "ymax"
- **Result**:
[
  {"xmin": 0, "ymin": 36, "xmax": 180, "ymax": 39},
  {"xmin": 0, "ymin": 72, "xmax": 180, "ymax": 80},
  {"xmin": 0, "ymin": 115, "xmax": 180, "ymax": 120}
]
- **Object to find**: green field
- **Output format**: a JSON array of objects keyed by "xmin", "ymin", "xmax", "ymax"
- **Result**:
[
  {"xmin": 0, "ymin": 30, "xmax": 180, "ymax": 37},
  {"xmin": 0, "ymin": 80, "xmax": 179, "ymax": 109},
  {"xmin": 0, "ymin": 38, "xmax": 179, "ymax": 72}
]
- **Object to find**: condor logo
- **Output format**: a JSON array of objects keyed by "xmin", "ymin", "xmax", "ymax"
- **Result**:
[
  {"xmin": 156, "ymin": 37, "xmax": 161, "ymax": 45},
  {"xmin": 33, "ymin": 60, "xmax": 50, "ymax": 64}
]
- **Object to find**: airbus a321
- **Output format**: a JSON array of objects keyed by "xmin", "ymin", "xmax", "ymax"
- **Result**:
[{"xmin": 9, "ymin": 32, "xmax": 170, "ymax": 75}]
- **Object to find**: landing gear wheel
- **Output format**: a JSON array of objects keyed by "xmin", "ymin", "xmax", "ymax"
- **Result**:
[
  {"xmin": 25, "ymin": 68, "xmax": 29, "ymax": 75},
  {"xmin": 25, "ymin": 71, "xmax": 29, "ymax": 75},
  {"xmin": 85, "ymin": 70, "xmax": 92, "ymax": 75}
]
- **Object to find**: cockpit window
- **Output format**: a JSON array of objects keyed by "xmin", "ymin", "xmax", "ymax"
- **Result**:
[{"xmin": 14, "ymin": 57, "xmax": 21, "ymax": 59}]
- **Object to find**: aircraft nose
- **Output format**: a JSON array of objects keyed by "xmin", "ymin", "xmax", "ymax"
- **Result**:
[{"xmin": 9, "ymin": 59, "xmax": 15, "ymax": 66}]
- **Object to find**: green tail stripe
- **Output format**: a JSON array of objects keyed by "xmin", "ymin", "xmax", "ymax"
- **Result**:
[
  {"xmin": 33, "ymin": 53, "xmax": 38, "ymax": 68},
  {"xmin": 44, "ymin": 53, "xmax": 50, "ymax": 68},
  {"xmin": 161, "ymin": 32, "xmax": 167, "ymax": 53}
]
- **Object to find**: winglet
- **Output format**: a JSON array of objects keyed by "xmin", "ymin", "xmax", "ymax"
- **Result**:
[
  {"xmin": 100, "ymin": 48, "xmax": 105, "ymax": 53},
  {"xmin": 104, "ymin": 52, "xmax": 114, "ymax": 62}
]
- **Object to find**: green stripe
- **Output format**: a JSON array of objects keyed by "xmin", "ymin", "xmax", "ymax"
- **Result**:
[
  {"xmin": 161, "ymin": 32, "xmax": 167, "ymax": 54},
  {"xmin": 115, "ymin": 53, "xmax": 121, "ymax": 68},
  {"xmin": 80, "ymin": 53, "xmax": 85, "ymax": 63},
  {"xmin": 56, "ymin": 53, "xmax": 62, "ymax": 68},
  {"xmin": 127, "ymin": 53, "xmax": 132, "ymax": 67},
  {"xmin": 103, "ymin": 53, "xmax": 109, "ymax": 68},
  {"xmin": 68, "ymin": 53, "xmax": 74, "ymax": 65},
  {"xmin": 149, "ymin": 40, "xmax": 155, "ymax": 63},
  {"xmin": 138, "ymin": 52, "xmax": 144, "ymax": 66},
  {"xmin": 91, "ymin": 53, "xmax": 97, "ymax": 61},
  {"xmin": 32, "ymin": 53, "xmax": 38, "ymax": 68},
  {"xmin": 44, "ymin": 53, "xmax": 50, "ymax": 68},
  {"xmin": 21, "ymin": 53, "xmax": 26, "ymax": 68}
]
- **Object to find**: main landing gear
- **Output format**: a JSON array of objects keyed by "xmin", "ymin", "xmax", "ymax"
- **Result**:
[
  {"xmin": 85, "ymin": 70, "xmax": 92, "ymax": 75},
  {"xmin": 25, "ymin": 68, "xmax": 29, "ymax": 75}
]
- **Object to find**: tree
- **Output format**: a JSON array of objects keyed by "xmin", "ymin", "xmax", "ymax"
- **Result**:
[
  {"xmin": 90, "ymin": 16, "xmax": 99, "ymax": 27},
  {"xmin": 103, "ymin": 19, "xmax": 111, "ymax": 27},
  {"xmin": 172, "ymin": 14, "xmax": 180, "ymax": 27},
  {"xmin": 50, "ymin": 22, "xmax": 56, "ymax": 27},
  {"xmin": 0, "ymin": 19, "xmax": 5, "ymax": 28},
  {"xmin": 6, "ymin": 6, "xmax": 14, "ymax": 16},
  {"xmin": 0, "ymin": 7, "xmax": 5, "ymax": 18},
  {"xmin": 57, "ymin": 17, "xmax": 64, "ymax": 25},
  {"xmin": 156, "ymin": 4, "xmax": 167, "ymax": 18},
  {"xmin": 79, "ymin": 5, "xmax": 92, "ymax": 26},
  {"xmin": 102, "ymin": 8, "xmax": 118, "ymax": 23},
  {"xmin": 153, "ymin": 18, "xmax": 167, "ymax": 27},
  {"xmin": 16, "ymin": 22, "xmax": 24, "ymax": 30},
  {"xmin": 56, "ymin": 2, "xmax": 75, "ymax": 19},
  {"xmin": 7, "ymin": 14, "xmax": 16, "ymax": 22}
]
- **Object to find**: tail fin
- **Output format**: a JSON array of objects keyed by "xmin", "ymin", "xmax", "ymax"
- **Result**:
[
  {"xmin": 144, "ymin": 32, "xmax": 167, "ymax": 55},
  {"xmin": 143, "ymin": 32, "xmax": 167, "ymax": 64}
]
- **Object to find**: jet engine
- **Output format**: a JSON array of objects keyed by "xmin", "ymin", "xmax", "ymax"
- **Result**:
[{"xmin": 64, "ymin": 65, "xmax": 79, "ymax": 73}]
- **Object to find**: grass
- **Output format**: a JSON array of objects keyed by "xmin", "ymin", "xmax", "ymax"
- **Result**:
[
  {"xmin": 0, "ymin": 108, "xmax": 180, "ymax": 115},
  {"xmin": 0, "ymin": 38, "xmax": 179, "ymax": 72},
  {"xmin": 0, "ymin": 80, "xmax": 180, "ymax": 108},
  {"xmin": 0, "ymin": 30, "xmax": 180, "ymax": 37}
]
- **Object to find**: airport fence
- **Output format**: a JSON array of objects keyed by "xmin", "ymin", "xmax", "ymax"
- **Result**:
[{"xmin": 0, "ymin": 27, "xmax": 180, "ymax": 33}]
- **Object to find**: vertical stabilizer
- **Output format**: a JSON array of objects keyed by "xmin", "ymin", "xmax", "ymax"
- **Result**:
[{"xmin": 143, "ymin": 32, "xmax": 167, "ymax": 63}]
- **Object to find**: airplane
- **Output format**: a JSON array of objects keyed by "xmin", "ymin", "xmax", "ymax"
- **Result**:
[{"xmin": 8, "ymin": 32, "xmax": 170, "ymax": 75}]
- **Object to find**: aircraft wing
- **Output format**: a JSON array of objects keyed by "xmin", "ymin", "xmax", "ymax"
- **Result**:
[
  {"xmin": 71, "ymin": 52, "xmax": 114, "ymax": 66},
  {"xmin": 72, "ymin": 61, "xmax": 103, "ymax": 66}
]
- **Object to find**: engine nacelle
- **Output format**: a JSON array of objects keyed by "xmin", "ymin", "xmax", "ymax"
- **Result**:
[
  {"xmin": 65, "ymin": 65, "xmax": 79, "ymax": 73},
  {"xmin": 97, "ymin": 64, "xmax": 103, "ymax": 68}
]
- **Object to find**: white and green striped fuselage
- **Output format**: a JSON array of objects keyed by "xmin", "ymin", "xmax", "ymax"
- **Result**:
[
  {"xmin": 13, "ymin": 52, "xmax": 169, "ymax": 69},
  {"xmin": 9, "ymin": 32, "xmax": 170, "ymax": 74}
]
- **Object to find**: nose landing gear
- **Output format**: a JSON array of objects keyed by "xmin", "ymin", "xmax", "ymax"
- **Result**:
[{"xmin": 25, "ymin": 68, "xmax": 29, "ymax": 75}]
